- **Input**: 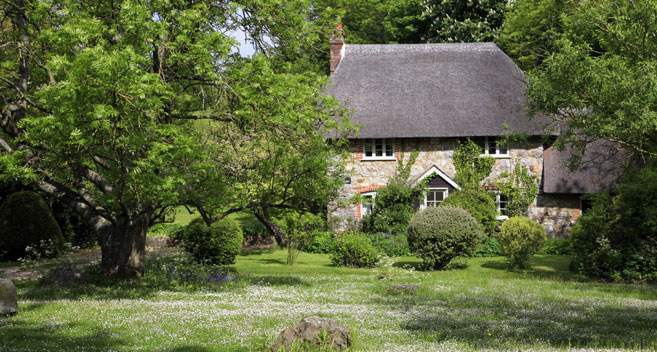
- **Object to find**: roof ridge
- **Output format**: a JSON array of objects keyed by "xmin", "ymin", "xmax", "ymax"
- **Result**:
[{"xmin": 345, "ymin": 42, "xmax": 500, "ymax": 55}]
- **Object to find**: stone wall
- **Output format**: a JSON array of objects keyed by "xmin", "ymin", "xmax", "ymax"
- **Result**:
[{"xmin": 329, "ymin": 137, "xmax": 581, "ymax": 237}]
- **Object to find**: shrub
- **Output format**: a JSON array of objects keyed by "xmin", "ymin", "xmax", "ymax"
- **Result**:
[
  {"xmin": 177, "ymin": 218, "xmax": 243, "ymax": 265},
  {"xmin": 407, "ymin": 206, "xmax": 485, "ymax": 270},
  {"xmin": 540, "ymin": 238, "xmax": 572, "ymax": 255},
  {"xmin": 367, "ymin": 232, "xmax": 411, "ymax": 257},
  {"xmin": 0, "ymin": 191, "xmax": 65, "ymax": 261},
  {"xmin": 440, "ymin": 189, "xmax": 498, "ymax": 236},
  {"xmin": 498, "ymin": 216, "xmax": 547, "ymax": 268},
  {"xmin": 330, "ymin": 232, "xmax": 379, "ymax": 268},
  {"xmin": 472, "ymin": 237, "xmax": 501, "ymax": 257},
  {"xmin": 570, "ymin": 163, "xmax": 657, "ymax": 282},
  {"xmin": 304, "ymin": 231, "xmax": 336, "ymax": 254}
]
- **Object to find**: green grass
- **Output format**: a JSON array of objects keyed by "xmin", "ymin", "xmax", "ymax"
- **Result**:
[{"xmin": 2, "ymin": 251, "xmax": 657, "ymax": 351}]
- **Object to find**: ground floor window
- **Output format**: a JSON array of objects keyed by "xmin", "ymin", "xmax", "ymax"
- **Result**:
[
  {"xmin": 492, "ymin": 192, "xmax": 509, "ymax": 219},
  {"xmin": 423, "ymin": 188, "xmax": 448, "ymax": 209},
  {"xmin": 361, "ymin": 191, "xmax": 376, "ymax": 216}
]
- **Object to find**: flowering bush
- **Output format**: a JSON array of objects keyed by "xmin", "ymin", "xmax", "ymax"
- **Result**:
[
  {"xmin": 330, "ymin": 231, "xmax": 379, "ymax": 268},
  {"xmin": 367, "ymin": 232, "xmax": 411, "ymax": 257}
]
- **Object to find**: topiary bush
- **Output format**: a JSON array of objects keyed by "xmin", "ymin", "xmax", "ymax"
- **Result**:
[
  {"xmin": 367, "ymin": 232, "xmax": 411, "ymax": 257},
  {"xmin": 498, "ymin": 216, "xmax": 547, "ymax": 269},
  {"xmin": 330, "ymin": 232, "xmax": 379, "ymax": 268},
  {"xmin": 177, "ymin": 218, "xmax": 243, "ymax": 265},
  {"xmin": 440, "ymin": 189, "xmax": 498, "ymax": 236},
  {"xmin": 407, "ymin": 206, "xmax": 485, "ymax": 270},
  {"xmin": 0, "ymin": 191, "xmax": 65, "ymax": 261}
]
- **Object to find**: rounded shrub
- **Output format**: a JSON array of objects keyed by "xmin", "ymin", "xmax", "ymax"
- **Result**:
[
  {"xmin": 178, "ymin": 218, "xmax": 243, "ymax": 265},
  {"xmin": 407, "ymin": 206, "xmax": 485, "ymax": 270},
  {"xmin": 440, "ymin": 189, "xmax": 498, "ymax": 236},
  {"xmin": 498, "ymin": 216, "xmax": 546, "ymax": 269},
  {"xmin": 303, "ymin": 231, "xmax": 335, "ymax": 254},
  {"xmin": 330, "ymin": 232, "xmax": 379, "ymax": 268},
  {"xmin": 0, "ymin": 191, "xmax": 65, "ymax": 261}
]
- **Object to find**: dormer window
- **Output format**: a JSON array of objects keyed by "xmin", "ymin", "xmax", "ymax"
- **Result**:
[
  {"xmin": 363, "ymin": 138, "xmax": 395, "ymax": 160},
  {"xmin": 476, "ymin": 137, "xmax": 509, "ymax": 158}
]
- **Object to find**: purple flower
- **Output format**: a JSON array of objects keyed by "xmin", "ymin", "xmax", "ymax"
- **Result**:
[{"xmin": 246, "ymin": 135, "xmax": 251, "ymax": 141}]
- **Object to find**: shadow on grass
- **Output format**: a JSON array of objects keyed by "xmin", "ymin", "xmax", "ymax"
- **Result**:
[
  {"xmin": 256, "ymin": 258, "xmax": 287, "ymax": 265},
  {"xmin": 0, "ymin": 320, "xmax": 127, "ymax": 351},
  {"xmin": 398, "ymin": 290, "xmax": 657, "ymax": 350},
  {"xmin": 480, "ymin": 255, "xmax": 586, "ymax": 282},
  {"xmin": 241, "ymin": 274, "xmax": 311, "ymax": 287},
  {"xmin": 240, "ymin": 248, "xmax": 276, "ymax": 256},
  {"xmin": 392, "ymin": 260, "xmax": 423, "ymax": 270}
]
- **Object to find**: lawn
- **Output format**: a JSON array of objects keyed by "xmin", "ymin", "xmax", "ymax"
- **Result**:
[{"xmin": 1, "ymin": 250, "xmax": 656, "ymax": 351}]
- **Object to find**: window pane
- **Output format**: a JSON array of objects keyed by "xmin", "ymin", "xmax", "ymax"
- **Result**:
[
  {"xmin": 497, "ymin": 138, "xmax": 508, "ymax": 155},
  {"xmin": 488, "ymin": 137, "xmax": 497, "ymax": 155},
  {"xmin": 364, "ymin": 140, "xmax": 373, "ymax": 157},
  {"xmin": 375, "ymin": 138, "xmax": 383, "ymax": 156},
  {"xmin": 385, "ymin": 140, "xmax": 393, "ymax": 156},
  {"xmin": 474, "ymin": 137, "xmax": 486, "ymax": 154},
  {"xmin": 435, "ymin": 191, "xmax": 445, "ymax": 202}
]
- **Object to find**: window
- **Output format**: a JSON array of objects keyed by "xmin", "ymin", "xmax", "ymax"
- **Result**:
[
  {"xmin": 422, "ymin": 188, "xmax": 448, "ymax": 209},
  {"xmin": 491, "ymin": 192, "xmax": 509, "ymax": 219},
  {"xmin": 475, "ymin": 137, "xmax": 509, "ymax": 157},
  {"xmin": 361, "ymin": 192, "xmax": 376, "ymax": 216},
  {"xmin": 363, "ymin": 138, "xmax": 395, "ymax": 160}
]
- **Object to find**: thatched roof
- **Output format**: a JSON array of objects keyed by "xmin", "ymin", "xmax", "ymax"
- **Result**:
[
  {"xmin": 325, "ymin": 43, "xmax": 547, "ymax": 138},
  {"xmin": 543, "ymin": 140, "xmax": 628, "ymax": 194}
]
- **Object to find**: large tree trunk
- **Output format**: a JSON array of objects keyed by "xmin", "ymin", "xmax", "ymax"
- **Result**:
[
  {"xmin": 253, "ymin": 207, "xmax": 287, "ymax": 247},
  {"xmin": 97, "ymin": 219, "xmax": 150, "ymax": 280}
]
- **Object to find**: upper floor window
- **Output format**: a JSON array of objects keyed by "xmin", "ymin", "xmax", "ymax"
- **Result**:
[
  {"xmin": 475, "ymin": 137, "xmax": 509, "ymax": 158},
  {"xmin": 363, "ymin": 138, "xmax": 395, "ymax": 160}
]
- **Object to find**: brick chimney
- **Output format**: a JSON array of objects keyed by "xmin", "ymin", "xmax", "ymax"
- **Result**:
[{"xmin": 329, "ymin": 24, "xmax": 344, "ymax": 75}]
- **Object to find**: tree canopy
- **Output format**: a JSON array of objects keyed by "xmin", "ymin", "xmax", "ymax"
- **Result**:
[
  {"xmin": 0, "ymin": 0, "xmax": 350, "ymax": 279},
  {"xmin": 526, "ymin": 0, "xmax": 657, "ymax": 159}
]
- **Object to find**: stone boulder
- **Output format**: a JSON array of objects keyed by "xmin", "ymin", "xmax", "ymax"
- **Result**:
[
  {"xmin": 271, "ymin": 316, "xmax": 351, "ymax": 351},
  {"xmin": 0, "ymin": 278, "xmax": 18, "ymax": 316}
]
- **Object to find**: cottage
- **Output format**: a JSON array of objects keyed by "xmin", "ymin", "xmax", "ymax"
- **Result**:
[{"xmin": 326, "ymin": 32, "xmax": 624, "ymax": 237}]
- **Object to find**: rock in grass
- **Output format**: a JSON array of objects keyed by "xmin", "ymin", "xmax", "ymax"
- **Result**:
[
  {"xmin": 271, "ymin": 316, "xmax": 351, "ymax": 351},
  {"xmin": 0, "ymin": 278, "xmax": 18, "ymax": 316}
]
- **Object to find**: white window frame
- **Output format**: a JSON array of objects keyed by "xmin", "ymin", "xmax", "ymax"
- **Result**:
[
  {"xmin": 492, "ymin": 191, "xmax": 509, "ymax": 220},
  {"xmin": 478, "ymin": 136, "xmax": 510, "ymax": 158},
  {"xmin": 362, "ymin": 138, "xmax": 396, "ymax": 160},
  {"xmin": 360, "ymin": 191, "xmax": 376, "ymax": 217},
  {"xmin": 421, "ymin": 187, "xmax": 449, "ymax": 210}
]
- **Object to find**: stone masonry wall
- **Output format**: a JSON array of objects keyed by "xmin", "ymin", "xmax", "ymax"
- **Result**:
[{"xmin": 329, "ymin": 137, "xmax": 582, "ymax": 237}]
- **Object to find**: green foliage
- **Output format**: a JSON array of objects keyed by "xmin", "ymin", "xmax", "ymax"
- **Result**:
[
  {"xmin": 498, "ymin": 216, "xmax": 547, "ymax": 269},
  {"xmin": 497, "ymin": 0, "xmax": 568, "ymax": 71},
  {"xmin": 177, "ymin": 218, "xmax": 243, "ymax": 265},
  {"xmin": 367, "ymin": 232, "xmax": 411, "ymax": 257},
  {"xmin": 539, "ymin": 239, "xmax": 571, "ymax": 255},
  {"xmin": 472, "ymin": 237, "xmax": 501, "ymax": 257},
  {"xmin": 303, "ymin": 231, "xmax": 336, "ymax": 254},
  {"xmin": 570, "ymin": 162, "xmax": 657, "ymax": 282},
  {"xmin": 440, "ymin": 189, "xmax": 498, "ymax": 236},
  {"xmin": 330, "ymin": 232, "xmax": 379, "ymax": 268},
  {"xmin": 0, "ymin": 191, "xmax": 64, "ymax": 261},
  {"xmin": 407, "ymin": 206, "xmax": 485, "ymax": 270},
  {"xmin": 527, "ymin": 0, "xmax": 657, "ymax": 158},
  {"xmin": 281, "ymin": 212, "xmax": 325, "ymax": 265},
  {"xmin": 421, "ymin": 0, "xmax": 508, "ymax": 43},
  {"xmin": 362, "ymin": 150, "xmax": 425, "ymax": 234},
  {"xmin": 453, "ymin": 139, "xmax": 495, "ymax": 190},
  {"xmin": 495, "ymin": 163, "xmax": 539, "ymax": 218}
]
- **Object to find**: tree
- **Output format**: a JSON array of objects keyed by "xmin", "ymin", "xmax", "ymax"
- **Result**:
[
  {"xmin": 496, "ymin": 0, "xmax": 568, "ymax": 71},
  {"xmin": 526, "ymin": 0, "xmax": 657, "ymax": 159},
  {"xmin": 178, "ymin": 57, "xmax": 353, "ymax": 245},
  {"xmin": 0, "ymin": 0, "xmax": 349, "ymax": 280},
  {"xmin": 421, "ymin": 0, "xmax": 508, "ymax": 43}
]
